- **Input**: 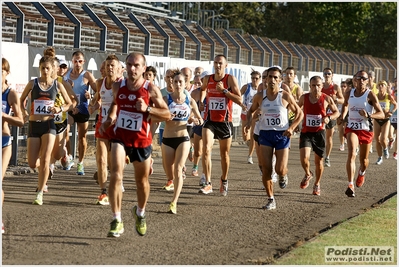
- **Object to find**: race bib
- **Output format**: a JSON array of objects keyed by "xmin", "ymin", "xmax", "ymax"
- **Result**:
[
  {"xmin": 306, "ymin": 114, "xmax": 322, "ymax": 127},
  {"xmin": 116, "ymin": 110, "xmax": 143, "ymax": 131},
  {"xmin": 209, "ymin": 97, "xmax": 226, "ymax": 110},
  {"xmin": 263, "ymin": 114, "xmax": 281, "ymax": 126},
  {"xmin": 2, "ymin": 100, "xmax": 7, "ymax": 113},
  {"xmin": 101, "ymin": 103, "xmax": 111, "ymax": 123},
  {"xmin": 33, "ymin": 100, "xmax": 54, "ymax": 115}
]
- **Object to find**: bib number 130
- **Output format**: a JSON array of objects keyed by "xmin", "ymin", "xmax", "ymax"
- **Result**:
[{"xmin": 116, "ymin": 110, "xmax": 143, "ymax": 131}]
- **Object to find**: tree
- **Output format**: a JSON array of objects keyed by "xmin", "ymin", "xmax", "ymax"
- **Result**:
[{"xmin": 201, "ymin": 2, "xmax": 397, "ymax": 59}]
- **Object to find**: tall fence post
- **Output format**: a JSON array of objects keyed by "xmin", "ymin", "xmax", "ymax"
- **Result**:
[
  {"xmin": 70, "ymin": 123, "xmax": 77, "ymax": 160},
  {"xmin": 10, "ymin": 126, "xmax": 19, "ymax": 166}
]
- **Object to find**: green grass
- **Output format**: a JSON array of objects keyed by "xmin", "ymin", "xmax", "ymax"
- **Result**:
[{"xmin": 275, "ymin": 196, "xmax": 397, "ymax": 265}]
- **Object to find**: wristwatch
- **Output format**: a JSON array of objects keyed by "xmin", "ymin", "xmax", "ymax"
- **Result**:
[
  {"xmin": 222, "ymin": 89, "xmax": 229, "ymax": 94},
  {"xmin": 146, "ymin": 106, "xmax": 152, "ymax": 113}
]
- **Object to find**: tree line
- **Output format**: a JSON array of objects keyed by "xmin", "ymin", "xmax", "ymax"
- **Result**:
[{"xmin": 200, "ymin": 2, "xmax": 397, "ymax": 59}]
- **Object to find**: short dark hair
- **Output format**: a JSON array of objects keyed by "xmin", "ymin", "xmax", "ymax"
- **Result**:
[
  {"xmin": 310, "ymin": 76, "xmax": 323, "ymax": 83},
  {"xmin": 284, "ymin": 66, "xmax": 296, "ymax": 75},
  {"xmin": 146, "ymin": 66, "xmax": 157, "ymax": 76}
]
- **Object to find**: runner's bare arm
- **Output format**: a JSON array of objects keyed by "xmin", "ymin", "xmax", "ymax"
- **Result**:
[
  {"xmin": 325, "ymin": 95, "xmax": 340, "ymax": 121},
  {"xmin": 54, "ymin": 81, "xmax": 72, "ymax": 114},
  {"xmin": 245, "ymin": 92, "xmax": 261, "ymax": 133},
  {"xmin": 147, "ymin": 83, "xmax": 171, "ymax": 121},
  {"xmin": 62, "ymin": 80, "xmax": 78, "ymax": 111},
  {"xmin": 334, "ymin": 84, "xmax": 344, "ymax": 105},
  {"xmin": 19, "ymin": 80, "xmax": 34, "ymax": 120},
  {"xmin": 367, "ymin": 91, "xmax": 385, "ymax": 120},
  {"xmin": 3, "ymin": 89, "xmax": 24, "ymax": 127},
  {"xmin": 190, "ymin": 97, "xmax": 203, "ymax": 125},
  {"xmin": 284, "ymin": 92, "xmax": 303, "ymax": 136},
  {"xmin": 337, "ymin": 89, "xmax": 350, "ymax": 125}
]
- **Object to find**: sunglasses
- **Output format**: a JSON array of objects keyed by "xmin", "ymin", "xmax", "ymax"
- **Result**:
[
  {"xmin": 73, "ymin": 59, "xmax": 84, "ymax": 64},
  {"xmin": 324, "ymin": 72, "xmax": 332, "ymax": 76},
  {"xmin": 355, "ymin": 76, "xmax": 369, "ymax": 81},
  {"xmin": 60, "ymin": 65, "xmax": 68, "ymax": 69}
]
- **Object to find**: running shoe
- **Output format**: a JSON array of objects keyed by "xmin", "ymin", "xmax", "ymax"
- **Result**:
[
  {"xmin": 63, "ymin": 155, "xmax": 74, "ymax": 171},
  {"xmin": 132, "ymin": 206, "xmax": 147, "ymax": 236},
  {"xmin": 312, "ymin": 184, "xmax": 320, "ymax": 196},
  {"xmin": 324, "ymin": 157, "xmax": 331, "ymax": 167},
  {"xmin": 149, "ymin": 158, "xmax": 154, "ymax": 176},
  {"xmin": 188, "ymin": 145, "xmax": 194, "ymax": 162},
  {"xmin": 199, "ymin": 182, "xmax": 213, "ymax": 194},
  {"xmin": 182, "ymin": 165, "xmax": 186, "ymax": 180},
  {"xmin": 168, "ymin": 202, "xmax": 177, "ymax": 214},
  {"xmin": 356, "ymin": 170, "xmax": 365, "ymax": 187},
  {"xmin": 278, "ymin": 175, "xmax": 288, "ymax": 189},
  {"xmin": 388, "ymin": 137, "xmax": 395, "ymax": 150},
  {"xmin": 345, "ymin": 184, "xmax": 355, "ymax": 197},
  {"xmin": 393, "ymin": 152, "xmax": 397, "ymax": 160},
  {"xmin": 376, "ymin": 157, "xmax": 383, "ymax": 165},
  {"xmin": 121, "ymin": 182, "xmax": 125, "ymax": 193},
  {"xmin": 77, "ymin": 163, "xmax": 85, "ymax": 175},
  {"xmin": 192, "ymin": 166, "xmax": 199, "ymax": 177},
  {"xmin": 107, "ymin": 219, "xmax": 124, "ymax": 237},
  {"xmin": 247, "ymin": 156, "xmax": 254, "ymax": 164},
  {"xmin": 220, "ymin": 180, "xmax": 228, "ymax": 196},
  {"xmin": 33, "ymin": 192, "xmax": 43, "ymax": 205},
  {"xmin": 43, "ymin": 184, "xmax": 48, "ymax": 193},
  {"xmin": 96, "ymin": 193, "xmax": 110, "ymax": 205},
  {"xmin": 48, "ymin": 164, "xmax": 54, "ymax": 179},
  {"xmin": 355, "ymin": 147, "xmax": 359, "ymax": 156},
  {"xmin": 162, "ymin": 180, "xmax": 174, "ymax": 191},
  {"xmin": 125, "ymin": 155, "xmax": 130, "ymax": 164},
  {"xmin": 300, "ymin": 172, "xmax": 313, "ymax": 189},
  {"xmin": 339, "ymin": 144, "xmax": 345, "ymax": 151},
  {"xmin": 383, "ymin": 148, "xmax": 389, "ymax": 159},
  {"xmin": 263, "ymin": 198, "xmax": 276, "ymax": 210},
  {"xmin": 199, "ymin": 173, "xmax": 206, "ymax": 186},
  {"xmin": 271, "ymin": 173, "xmax": 278, "ymax": 183}
]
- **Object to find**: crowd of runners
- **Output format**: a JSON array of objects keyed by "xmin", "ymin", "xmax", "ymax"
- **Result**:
[{"xmin": 2, "ymin": 49, "xmax": 397, "ymax": 237}]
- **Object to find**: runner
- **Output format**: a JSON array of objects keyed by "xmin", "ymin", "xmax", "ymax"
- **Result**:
[
  {"xmin": 321, "ymin": 68, "xmax": 344, "ymax": 167},
  {"xmin": 338, "ymin": 70, "xmax": 384, "ymax": 197},
  {"xmin": 337, "ymin": 80, "xmax": 350, "ymax": 151},
  {"xmin": 240, "ymin": 70, "xmax": 261, "ymax": 164},
  {"xmin": 198, "ymin": 55, "xmax": 243, "ymax": 196},
  {"xmin": 373, "ymin": 80, "xmax": 397, "ymax": 165},
  {"xmin": 64, "ymin": 51, "xmax": 97, "ymax": 175},
  {"xmin": 58, "ymin": 59, "xmax": 75, "ymax": 171},
  {"xmin": 190, "ymin": 72, "xmax": 207, "ymax": 180},
  {"xmin": 245, "ymin": 66, "xmax": 303, "ymax": 209},
  {"xmin": 48, "ymin": 56, "xmax": 77, "ymax": 184},
  {"xmin": 297, "ymin": 76, "xmax": 339, "ymax": 195},
  {"xmin": 89, "ymin": 54, "xmax": 122, "ymax": 205},
  {"xmin": 20, "ymin": 50, "xmax": 72, "ymax": 205},
  {"xmin": 99, "ymin": 52, "xmax": 169, "ymax": 237},
  {"xmin": 389, "ymin": 79, "xmax": 397, "ymax": 159},
  {"xmin": 283, "ymin": 66, "xmax": 304, "ymax": 135},
  {"xmin": 161, "ymin": 71, "xmax": 202, "ymax": 214},
  {"xmin": 2, "ymin": 57, "xmax": 24, "ymax": 233}
]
